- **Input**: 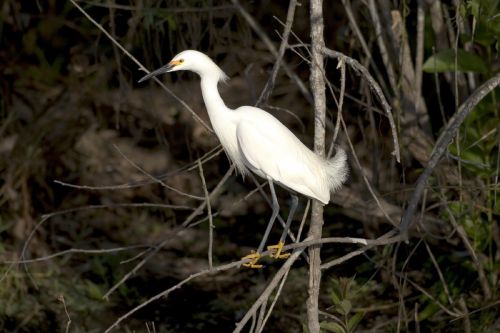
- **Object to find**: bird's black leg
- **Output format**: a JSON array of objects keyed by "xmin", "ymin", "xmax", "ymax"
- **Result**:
[
  {"xmin": 256, "ymin": 179, "xmax": 280, "ymax": 254},
  {"xmin": 267, "ymin": 194, "xmax": 298, "ymax": 259},
  {"xmin": 242, "ymin": 179, "xmax": 280, "ymax": 268},
  {"xmin": 279, "ymin": 194, "xmax": 298, "ymax": 244}
]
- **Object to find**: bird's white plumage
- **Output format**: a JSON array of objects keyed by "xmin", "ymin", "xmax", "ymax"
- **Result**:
[{"xmin": 142, "ymin": 50, "xmax": 348, "ymax": 204}]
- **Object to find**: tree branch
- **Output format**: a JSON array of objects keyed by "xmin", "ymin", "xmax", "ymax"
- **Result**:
[{"xmin": 308, "ymin": 1, "xmax": 326, "ymax": 332}]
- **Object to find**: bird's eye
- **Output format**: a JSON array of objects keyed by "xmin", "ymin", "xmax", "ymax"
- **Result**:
[{"xmin": 179, "ymin": 59, "xmax": 184, "ymax": 63}]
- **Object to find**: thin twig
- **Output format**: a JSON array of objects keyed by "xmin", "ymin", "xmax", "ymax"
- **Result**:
[
  {"xmin": 57, "ymin": 294, "xmax": 72, "ymax": 333},
  {"xmin": 182, "ymin": 166, "xmax": 234, "ymax": 227},
  {"xmin": 197, "ymin": 159, "xmax": 214, "ymax": 270},
  {"xmin": 256, "ymin": 269, "xmax": 291, "ymax": 333},
  {"xmin": 320, "ymin": 230, "xmax": 398, "ymax": 270},
  {"xmin": 4, "ymin": 245, "xmax": 151, "ymax": 264},
  {"xmin": 113, "ymin": 144, "xmax": 204, "ymax": 200},
  {"xmin": 53, "ymin": 146, "xmax": 224, "ymax": 191},
  {"xmin": 234, "ymin": 247, "xmax": 304, "ymax": 333}
]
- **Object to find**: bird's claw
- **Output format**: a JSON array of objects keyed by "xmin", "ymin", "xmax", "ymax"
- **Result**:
[
  {"xmin": 267, "ymin": 241, "xmax": 290, "ymax": 259},
  {"xmin": 242, "ymin": 250, "xmax": 263, "ymax": 268}
]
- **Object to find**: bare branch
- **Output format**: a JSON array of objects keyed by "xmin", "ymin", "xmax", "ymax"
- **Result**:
[
  {"xmin": 308, "ymin": 1, "xmax": 326, "ymax": 331},
  {"xmin": 197, "ymin": 159, "xmax": 214, "ymax": 270}
]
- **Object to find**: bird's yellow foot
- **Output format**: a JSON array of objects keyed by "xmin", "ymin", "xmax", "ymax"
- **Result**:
[
  {"xmin": 242, "ymin": 251, "xmax": 263, "ymax": 268},
  {"xmin": 267, "ymin": 241, "xmax": 290, "ymax": 259}
]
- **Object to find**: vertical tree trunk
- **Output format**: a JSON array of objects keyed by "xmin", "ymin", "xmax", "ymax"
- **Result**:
[{"xmin": 307, "ymin": 0, "xmax": 326, "ymax": 332}]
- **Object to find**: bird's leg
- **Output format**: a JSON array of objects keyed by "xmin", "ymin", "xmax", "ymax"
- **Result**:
[
  {"xmin": 268, "ymin": 194, "xmax": 298, "ymax": 259},
  {"xmin": 241, "ymin": 179, "xmax": 280, "ymax": 268},
  {"xmin": 242, "ymin": 179, "xmax": 283, "ymax": 268},
  {"xmin": 257, "ymin": 179, "xmax": 280, "ymax": 254}
]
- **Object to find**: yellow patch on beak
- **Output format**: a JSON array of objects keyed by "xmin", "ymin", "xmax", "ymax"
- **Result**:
[{"xmin": 168, "ymin": 60, "xmax": 183, "ymax": 67}]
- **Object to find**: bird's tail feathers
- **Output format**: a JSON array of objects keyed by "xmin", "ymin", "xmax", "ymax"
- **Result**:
[{"xmin": 325, "ymin": 147, "xmax": 348, "ymax": 192}]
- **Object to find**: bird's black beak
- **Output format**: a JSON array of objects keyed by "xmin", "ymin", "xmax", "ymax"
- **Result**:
[{"xmin": 138, "ymin": 61, "xmax": 178, "ymax": 83}]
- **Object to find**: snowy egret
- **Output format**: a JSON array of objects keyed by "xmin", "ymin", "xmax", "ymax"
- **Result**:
[{"xmin": 139, "ymin": 50, "xmax": 348, "ymax": 268}]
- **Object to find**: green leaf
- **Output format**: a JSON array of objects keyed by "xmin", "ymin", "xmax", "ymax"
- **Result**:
[
  {"xmin": 338, "ymin": 299, "xmax": 352, "ymax": 315},
  {"xmin": 423, "ymin": 49, "xmax": 488, "ymax": 73},
  {"xmin": 85, "ymin": 280, "xmax": 103, "ymax": 300},
  {"xmin": 347, "ymin": 312, "xmax": 365, "ymax": 331},
  {"xmin": 320, "ymin": 321, "xmax": 347, "ymax": 333}
]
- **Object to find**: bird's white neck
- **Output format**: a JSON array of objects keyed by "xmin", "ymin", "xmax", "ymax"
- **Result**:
[
  {"xmin": 199, "ymin": 75, "xmax": 247, "ymax": 175},
  {"xmin": 200, "ymin": 76, "xmax": 231, "ymax": 121}
]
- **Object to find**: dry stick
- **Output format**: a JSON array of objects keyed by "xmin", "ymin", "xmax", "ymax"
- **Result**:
[
  {"xmin": 322, "ymin": 47, "xmax": 401, "ymax": 163},
  {"xmin": 113, "ymin": 144, "xmax": 205, "ymax": 200},
  {"xmin": 399, "ymin": 73, "xmax": 500, "ymax": 236},
  {"xmin": 120, "ymin": 248, "xmax": 152, "ymax": 264},
  {"xmin": 233, "ymin": 248, "xmax": 304, "ymax": 333},
  {"xmin": 256, "ymin": 0, "xmax": 297, "ymax": 107},
  {"xmin": 5, "ymin": 245, "xmax": 151, "ymax": 264},
  {"xmin": 308, "ymin": 1, "xmax": 326, "ymax": 332},
  {"xmin": 182, "ymin": 166, "xmax": 234, "ymax": 227},
  {"xmin": 230, "ymin": 0, "xmax": 313, "ymax": 105},
  {"xmin": 320, "ymin": 230, "xmax": 399, "ymax": 270},
  {"xmin": 198, "ymin": 160, "xmax": 214, "ymax": 269},
  {"xmin": 58, "ymin": 294, "xmax": 72, "ymax": 333},
  {"xmin": 256, "ymin": 269, "xmax": 291, "ymax": 333},
  {"xmin": 69, "ymin": 0, "xmax": 212, "ymax": 133},
  {"xmin": 256, "ymin": 303, "xmax": 267, "ymax": 333},
  {"xmin": 84, "ymin": 1, "xmax": 235, "ymax": 12},
  {"xmin": 197, "ymin": 159, "xmax": 214, "ymax": 270},
  {"xmin": 53, "ymin": 146, "xmax": 224, "ymax": 191}
]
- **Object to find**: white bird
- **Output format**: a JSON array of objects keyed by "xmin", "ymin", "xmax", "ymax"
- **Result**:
[{"xmin": 139, "ymin": 50, "xmax": 348, "ymax": 268}]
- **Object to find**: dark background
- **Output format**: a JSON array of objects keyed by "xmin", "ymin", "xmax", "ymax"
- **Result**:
[{"xmin": 0, "ymin": 0, "xmax": 498, "ymax": 332}]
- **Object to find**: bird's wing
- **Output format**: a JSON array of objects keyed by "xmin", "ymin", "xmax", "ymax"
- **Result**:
[{"xmin": 235, "ymin": 107, "xmax": 329, "ymax": 203}]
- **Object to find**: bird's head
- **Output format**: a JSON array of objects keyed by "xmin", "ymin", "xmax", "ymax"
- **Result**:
[{"xmin": 139, "ymin": 50, "xmax": 228, "ymax": 83}]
